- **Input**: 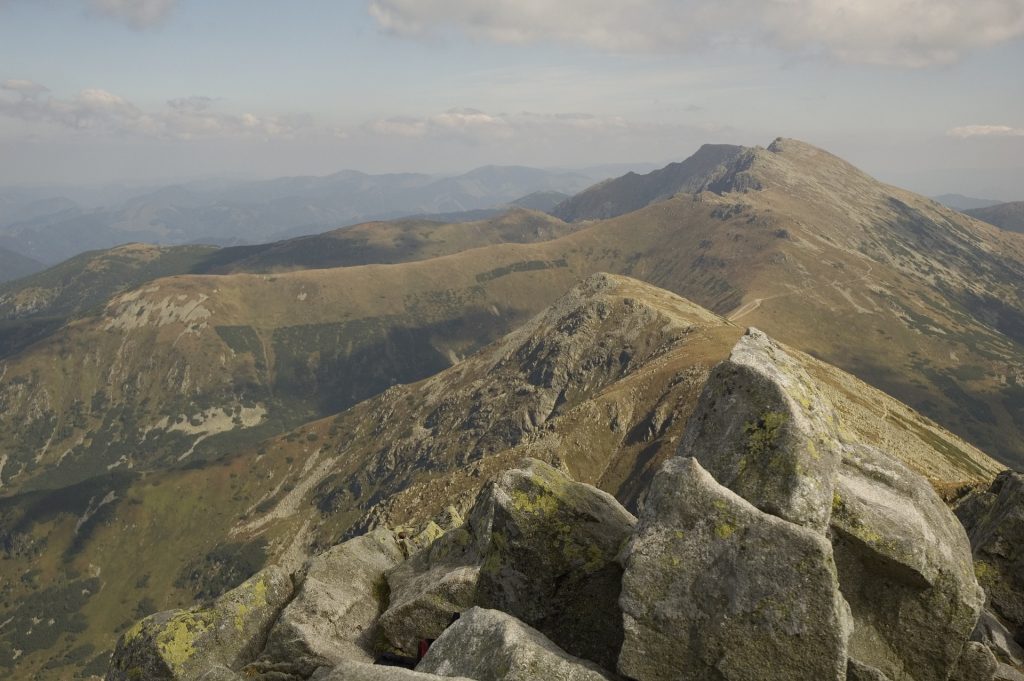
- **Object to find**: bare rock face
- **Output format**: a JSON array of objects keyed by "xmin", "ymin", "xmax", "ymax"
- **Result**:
[
  {"xmin": 416, "ymin": 607, "xmax": 614, "ymax": 681},
  {"xmin": 679, "ymin": 328, "xmax": 843, "ymax": 532},
  {"xmin": 253, "ymin": 529, "xmax": 405, "ymax": 677},
  {"xmin": 106, "ymin": 567, "xmax": 293, "ymax": 681},
  {"xmin": 619, "ymin": 456, "xmax": 852, "ymax": 681},
  {"xmin": 847, "ymin": 660, "xmax": 893, "ymax": 681},
  {"xmin": 378, "ymin": 458, "xmax": 636, "ymax": 671},
  {"xmin": 832, "ymin": 443, "xmax": 985, "ymax": 681}
]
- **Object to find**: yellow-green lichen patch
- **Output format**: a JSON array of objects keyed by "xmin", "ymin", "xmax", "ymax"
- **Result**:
[
  {"xmin": 715, "ymin": 522, "xmax": 737, "ymax": 539},
  {"xmin": 155, "ymin": 610, "xmax": 214, "ymax": 671},
  {"xmin": 743, "ymin": 411, "xmax": 788, "ymax": 459}
]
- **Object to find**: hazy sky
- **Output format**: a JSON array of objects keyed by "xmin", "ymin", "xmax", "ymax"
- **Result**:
[{"xmin": 1, "ymin": 0, "xmax": 1023, "ymax": 198}]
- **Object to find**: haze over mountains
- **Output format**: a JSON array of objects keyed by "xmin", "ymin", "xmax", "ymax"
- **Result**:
[
  {"xmin": 2, "ymin": 138, "xmax": 1024, "ymax": 679},
  {"xmin": 0, "ymin": 165, "xmax": 607, "ymax": 266}
]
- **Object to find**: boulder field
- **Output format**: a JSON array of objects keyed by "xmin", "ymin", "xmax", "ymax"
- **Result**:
[{"xmin": 106, "ymin": 329, "xmax": 1021, "ymax": 681}]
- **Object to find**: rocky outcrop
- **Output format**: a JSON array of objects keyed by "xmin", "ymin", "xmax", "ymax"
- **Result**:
[
  {"xmin": 620, "ymin": 329, "xmax": 985, "ymax": 681},
  {"xmin": 104, "ymin": 324, "xmax": 996, "ymax": 681},
  {"xmin": 679, "ymin": 327, "xmax": 844, "ymax": 532},
  {"xmin": 619, "ymin": 456, "xmax": 852, "ymax": 681},
  {"xmin": 252, "ymin": 529, "xmax": 404, "ymax": 677},
  {"xmin": 379, "ymin": 458, "xmax": 635, "ymax": 670},
  {"xmin": 416, "ymin": 607, "xmax": 614, "ymax": 681},
  {"xmin": 106, "ymin": 567, "xmax": 293, "ymax": 681}
]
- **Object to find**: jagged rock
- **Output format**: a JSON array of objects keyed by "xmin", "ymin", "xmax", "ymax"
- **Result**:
[
  {"xmin": 678, "ymin": 327, "xmax": 843, "ymax": 532},
  {"xmin": 416, "ymin": 607, "xmax": 613, "ymax": 681},
  {"xmin": 831, "ymin": 443, "xmax": 985, "ymax": 681},
  {"xmin": 957, "ymin": 472, "xmax": 1024, "ymax": 632},
  {"xmin": 950, "ymin": 642, "xmax": 998, "ymax": 681},
  {"xmin": 309, "ymin": 659, "xmax": 475, "ymax": 681},
  {"xmin": 380, "ymin": 459, "xmax": 635, "ymax": 670},
  {"xmin": 847, "ymin": 660, "xmax": 892, "ymax": 681},
  {"xmin": 973, "ymin": 610, "xmax": 1024, "ymax": 666},
  {"xmin": 253, "ymin": 529, "xmax": 404, "ymax": 677},
  {"xmin": 619, "ymin": 456, "xmax": 852, "ymax": 681},
  {"xmin": 106, "ymin": 566, "xmax": 293, "ymax": 681}
]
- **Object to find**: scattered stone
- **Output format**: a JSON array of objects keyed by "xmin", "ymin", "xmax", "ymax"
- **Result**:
[
  {"xmin": 678, "ymin": 327, "xmax": 843, "ymax": 532},
  {"xmin": 106, "ymin": 566, "xmax": 293, "ymax": 681},
  {"xmin": 416, "ymin": 606, "xmax": 613, "ymax": 681},
  {"xmin": 619, "ymin": 456, "xmax": 852, "ymax": 681},
  {"xmin": 831, "ymin": 443, "xmax": 985, "ymax": 681},
  {"xmin": 254, "ymin": 529, "xmax": 404, "ymax": 677}
]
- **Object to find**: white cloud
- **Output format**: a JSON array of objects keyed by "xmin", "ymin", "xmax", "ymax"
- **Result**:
[
  {"xmin": 89, "ymin": 0, "xmax": 177, "ymax": 28},
  {"xmin": 0, "ymin": 82, "xmax": 308, "ymax": 140},
  {"xmin": 368, "ymin": 0, "xmax": 1024, "ymax": 67},
  {"xmin": 1, "ymin": 79, "xmax": 50, "ymax": 97},
  {"xmin": 366, "ymin": 108, "xmax": 631, "ymax": 143},
  {"xmin": 947, "ymin": 125, "xmax": 1024, "ymax": 138}
]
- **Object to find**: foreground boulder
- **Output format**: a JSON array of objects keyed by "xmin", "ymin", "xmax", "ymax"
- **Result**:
[
  {"xmin": 619, "ymin": 456, "xmax": 852, "ymax": 681},
  {"xmin": 417, "ymin": 607, "xmax": 614, "ymax": 681},
  {"xmin": 831, "ymin": 443, "xmax": 984, "ymax": 681},
  {"xmin": 380, "ymin": 458, "xmax": 635, "ymax": 670},
  {"xmin": 252, "ymin": 528, "xmax": 405, "ymax": 676},
  {"xmin": 106, "ymin": 566, "xmax": 293, "ymax": 681},
  {"xmin": 621, "ymin": 328, "xmax": 986, "ymax": 681},
  {"xmin": 678, "ymin": 328, "xmax": 843, "ymax": 532}
]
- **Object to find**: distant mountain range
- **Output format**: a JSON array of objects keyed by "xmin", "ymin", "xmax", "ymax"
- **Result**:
[
  {"xmin": 0, "ymin": 246, "xmax": 43, "ymax": 283},
  {"xmin": 0, "ymin": 166, "xmax": 602, "ymax": 265},
  {"xmin": 932, "ymin": 193, "xmax": 1005, "ymax": 211},
  {"xmin": 966, "ymin": 201, "xmax": 1024, "ymax": 233}
]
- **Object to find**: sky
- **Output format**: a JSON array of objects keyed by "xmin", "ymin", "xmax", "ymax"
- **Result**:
[{"xmin": 0, "ymin": 0, "xmax": 1022, "ymax": 199}]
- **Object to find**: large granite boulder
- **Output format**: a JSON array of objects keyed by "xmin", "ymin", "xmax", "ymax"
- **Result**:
[
  {"xmin": 253, "ymin": 529, "xmax": 405, "ymax": 677},
  {"xmin": 847, "ymin": 660, "xmax": 892, "ymax": 681},
  {"xmin": 619, "ymin": 456, "xmax": 853, "ymax": 681},
  {"xmin": 957, "ymin": 472, "xmax": 1024, "ymax": 634},
  {"xmin": 379, "ymin": 458, "xmax": 635, "ymax": 670},
  {"xmin": 678, "ymin": 328, "xmax": 843, "ymax": 532},
  {"xmin": 831, "ymin": 443, "xmax": 985, "ymax": 681},
  {"xmin": 106, "ymin": 566, "xmax": 293, "ymax": 681},
  {"xmin": 416, "ymin": 607, "xmax": 614, "ymax": 681}
]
